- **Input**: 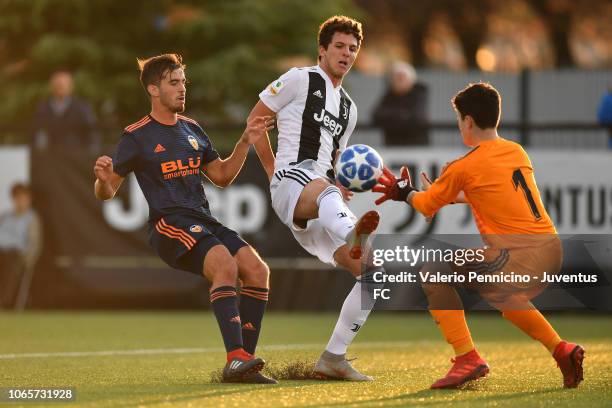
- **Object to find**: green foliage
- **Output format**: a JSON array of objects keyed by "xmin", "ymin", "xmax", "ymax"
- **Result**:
[{"xmin": 0, "ymin": 0, "xmax": 361, "ymax": 142}]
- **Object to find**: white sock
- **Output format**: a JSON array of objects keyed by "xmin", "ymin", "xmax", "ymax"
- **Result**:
[
  {"xmin": 325, "ymin": 270, "xmax": 382, "ymax": 355},
  {"xmin": 317, "ymin": 186, "xmax": 354, "ymax": 241}
]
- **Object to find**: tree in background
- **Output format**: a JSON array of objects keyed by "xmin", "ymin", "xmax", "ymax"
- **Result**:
[
  {"xmin": 1, "ymin": 0, "xmax": 609, "ymax": 145},
  {"xmin": 0, "ymin": 0, "xmax": 361, "ymax": 144}
]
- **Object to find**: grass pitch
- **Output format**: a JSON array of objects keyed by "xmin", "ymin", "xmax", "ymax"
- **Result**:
[{"xmin": 1, "ymin": 312, "xmax": 611, "ymax": 407}]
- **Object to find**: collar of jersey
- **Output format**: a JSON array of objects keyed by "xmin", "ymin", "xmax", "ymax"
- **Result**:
[
  {"xmin": 476, "ymin": 137, "xmax": 503, "ymax": 145},
  {"xmin": 315, "ymin": 65, "xmax": 342, "ymax": 91},
  {"xmin": 148, "ymin": 114, "xmax": 179, "ymax": 127}
]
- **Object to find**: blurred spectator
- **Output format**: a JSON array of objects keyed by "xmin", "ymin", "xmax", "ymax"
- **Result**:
[
  {"xmin": 32, "ymin": 71, "xmax": 100, "ymax": 152},
  {"xmin": 0, "ymin": 183, "xmax": 42, "ymax": 309},
  {"xmin": 597, "ymin": 87, "xmax": 612, "ymax": 148},
  {"xmin": 373, "ymin": 62, "xmax": 429, "ymax": 146}
]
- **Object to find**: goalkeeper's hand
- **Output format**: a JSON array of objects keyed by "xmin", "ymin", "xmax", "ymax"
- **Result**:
[{"xmin": 372, "ymin": 166, "xmax": 418, "ymax": 205}]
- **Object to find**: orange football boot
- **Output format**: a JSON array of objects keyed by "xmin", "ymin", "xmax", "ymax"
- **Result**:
[
  {"xmin": 431, "ymin": 349, "xmax": 490, "ymax": 389},
  {"xmin": 349, "ymin": 210, "xmax": 380, "ymax": 259},
  {"xmin": 553, "ymin": 341, "xmax": 585, "ymax": 388}
]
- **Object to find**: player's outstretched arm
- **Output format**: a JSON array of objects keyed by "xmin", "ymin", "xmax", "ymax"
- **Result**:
[
  {"xmin": 420, "ymin": 171, "xmax": 467, "ymax": 203},
  {"xmin": 204, "ymin": 115, "xmax": 275, "ymax": 188},
  {"xmin": 94, "ymin": 155, "xmax": 124, "ymax": 200},
  {"xmin": 248, "ymin": 101, "xmax": 276, "ymax": 181},
  {"xmin": 375, "ymin": 164, "xmax": 464, "ymax": 218}
]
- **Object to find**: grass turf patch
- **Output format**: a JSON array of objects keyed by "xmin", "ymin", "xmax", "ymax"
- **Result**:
[{"xmin": 0, "ymin": 312, "xmax": 611, "ymax": 407}]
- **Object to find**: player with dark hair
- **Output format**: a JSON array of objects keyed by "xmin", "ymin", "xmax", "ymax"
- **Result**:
[
  {"xmin": 94, "ymin": 54, "xmax": 277, "ymax": 384},
  {"xmin": 247, "ymin": 16, "xmax": 382, "ymax": 381},
  {"xmin": 374, "ymin": 82, "xmax": 585, "ymax": 389}
]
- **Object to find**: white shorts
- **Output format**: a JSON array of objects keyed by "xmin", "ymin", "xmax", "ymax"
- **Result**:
[{"xmin": 270, "ymin": 160, "xmax": 356, "ymax": 266}]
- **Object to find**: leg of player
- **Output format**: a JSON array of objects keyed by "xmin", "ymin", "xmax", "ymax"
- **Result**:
[
  {"xmin": 234, "ymin": 246, "xmax": 278, "ymax": 384},
  {"xmin": 499, "ymin": 305, "xmax": 584, "ymax": 388},
  {"xmin": 313, "ymin": 181, "xmax": 380, "ymax": 260},
  {"xmin": 427, "ymin": 309, "xmax": 489, "ymax": 389},
  {"xmin": 203, "ymin": 245, "xmax": 265, "ymax": 382},
  {"xmin": 294, "ymin": 179, "xmax": 378, "ymax": 259},
  {"xmin": 293, "ymin": 179, "xmax": 382, "ymax": 381},
  {"xmin": 294, "ymin": 179, "xmax": 356, "ymax": 240},
  {"xmin": 313, "ymin": 245, "xmax": 384, "ymax": 382},
  {"xmin": 422, "ymin": 276, "xmax": 489, "ymax": 389}
]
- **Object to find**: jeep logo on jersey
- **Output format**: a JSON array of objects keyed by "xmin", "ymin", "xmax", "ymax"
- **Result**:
[
  {"xmin": 313, "ymin": 108, "xmax": 344, "ymax": 136},
  {"xmin": 190, "ymin": 225, "xmax": 203, "ymax": 233},
  {"xmin": 188, "ymin": 135, "xmax": 198, "ymax": 150}
]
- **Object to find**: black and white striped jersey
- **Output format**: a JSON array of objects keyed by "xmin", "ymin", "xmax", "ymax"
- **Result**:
[{"xmin": 259, "ymin": 65, "xmax": 358, "ymax": 179}]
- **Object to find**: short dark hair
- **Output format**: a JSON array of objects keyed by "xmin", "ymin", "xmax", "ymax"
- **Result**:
[
  {"xmin": 318, "ymin": 15, "xmax": 363, "ymax": 50},
  {"xmin": 137, "ymin": 54, "xmax": 185, "ymax": 96},
  {"xmin": 11, "ymin": 183, "xmax": 30, "ymax": 198},
  {"xmin": 452, "ymin": 83, "xmax": 501, "ymax": 129}
]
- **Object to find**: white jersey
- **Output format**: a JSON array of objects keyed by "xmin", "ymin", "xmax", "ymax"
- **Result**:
[{"xmin": 259, "ymin": 65, "xmax": 358, "ymax": 179}]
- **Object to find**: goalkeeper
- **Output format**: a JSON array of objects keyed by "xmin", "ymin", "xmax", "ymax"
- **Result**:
[{"xmin": 373, "ymin": 82, "xmax": 584, "ymax": 390}]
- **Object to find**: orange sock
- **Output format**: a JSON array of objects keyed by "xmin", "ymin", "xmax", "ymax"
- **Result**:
[
  {"xmin": 430, "ymin": 310, "xmax": 475, "ymax": 356},
  {"xmin": 227, "ymin": 348, "xmax": 251, "ymax": 362},
  {"xmin": 502, "ymin": 310, "xmax": 561, "ymax": 353}
]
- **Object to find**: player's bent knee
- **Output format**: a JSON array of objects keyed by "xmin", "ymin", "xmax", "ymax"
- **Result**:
[
  {"xmin": 214, "ymin": 261, "xmax": 239, "ymax": 283},
  {"xmin": 244, "ymin": 261, "xmax": 270, "ymax": 287},
  {"xmin": 257, "ymin": 261, "xmax": 270, "ymax": 285},
  {"xmin": 294, "ymin": 178, "xmax": 331, "ymax": 220},
  {"xmin": 235, "ymin": 246, "xmax": 270, "ymax": 287},
  {"xmin": 316, "ymin": 184, "xmax": 342, "ymax": 206},
  {"xmin": 203, "ymin": 245, "xmax": 238, "ymax": 283}
]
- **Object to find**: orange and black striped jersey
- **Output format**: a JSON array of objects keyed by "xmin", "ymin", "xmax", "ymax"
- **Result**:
[{"xmin": 411, "ymin": 137, "xmax": 556, "ymax": 236}]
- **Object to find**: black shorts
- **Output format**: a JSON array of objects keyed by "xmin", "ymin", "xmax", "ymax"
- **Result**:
[{"xmin": 149, "ymin": 213, "xmax": 248, "ymax": 275}]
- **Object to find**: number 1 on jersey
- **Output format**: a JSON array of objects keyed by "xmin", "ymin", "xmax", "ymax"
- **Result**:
[{"xmin": 512, "ymin": 169, "xmax": 542, "ymax": 220}]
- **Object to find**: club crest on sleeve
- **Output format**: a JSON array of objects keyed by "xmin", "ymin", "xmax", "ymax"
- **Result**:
[
  {"xmin": 269, "ymin": 80, "xmax": 284, "ymax": 95},
  {"xmin": 190, "ymin": 225, "xmax": 203, "ymax": 233},
  {"xmin": 187, "ymin": 135, "xmax": 198, "ymax": 150}
]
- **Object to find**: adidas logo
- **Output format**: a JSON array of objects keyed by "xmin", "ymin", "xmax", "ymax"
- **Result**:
[
  {"xmin": 154, "ymin": 144, "xmax": 166, "ymax": 153},
  {"xmin": 350, "ymin": 323, "xmax": 362, "ymax": 332},
  {"xmin": 313, "ymin": 89, "xmax": 323, "ymax": 98},
  {"xmin": 337, "ymin": 212, "xmax": 348, "ymax": 218},
  {"xmin": 242, "ymin": 322, "xmax": 256, "ymax": 331},
  {"xmin": 229, "ymin": 360, "xmax": 244, "ymax": 370},
  {"xmin": 230, "ymin": 316, "xmax": 241, "ymax": 324}
]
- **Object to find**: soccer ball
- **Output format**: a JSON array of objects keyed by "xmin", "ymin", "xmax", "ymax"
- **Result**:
[{"xmin": 335, "ymin": 144, "xmax": 384, "ymax": 192}]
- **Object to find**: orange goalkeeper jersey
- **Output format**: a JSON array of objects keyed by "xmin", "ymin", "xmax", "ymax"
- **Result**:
[{"xmin": 411, "ymin": 137, "xmax": 556, "ymax": 236}]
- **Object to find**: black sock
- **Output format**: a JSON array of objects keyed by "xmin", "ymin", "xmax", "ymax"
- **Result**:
[
  {"xmin": 239, "ymin": 287, "xmax": 269, "ymax": 355},
  {"xmin": 210, "ymin": 286, "xmax": 243, "ymax": 353}
]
